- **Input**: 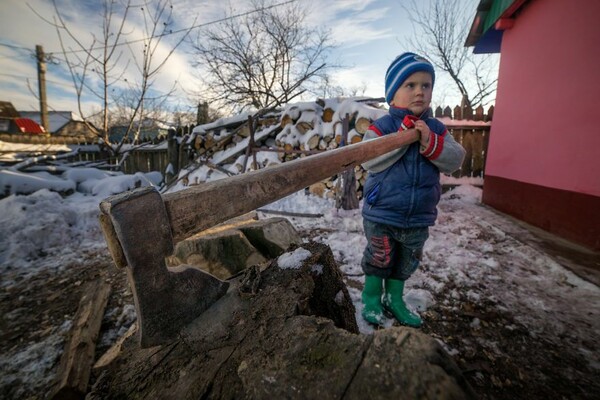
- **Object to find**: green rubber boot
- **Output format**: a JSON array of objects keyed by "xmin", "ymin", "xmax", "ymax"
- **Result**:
[
  {"xmin": 361, "ymin": 275, "xmax": 384, "ymax": 326},
  {"xmin": 383, "ymin": 279, "xmax": 422, "ymax": 328}
]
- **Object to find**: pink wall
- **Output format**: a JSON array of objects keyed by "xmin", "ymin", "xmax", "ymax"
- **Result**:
[{"xmin": 485, "ymin": 0, "xmax": 600, "ymax": 196}]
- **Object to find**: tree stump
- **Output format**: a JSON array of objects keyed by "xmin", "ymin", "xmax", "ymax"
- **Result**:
[{"xmin": 89, "ymin": 242, "xmax": 474, "ymax": 399}]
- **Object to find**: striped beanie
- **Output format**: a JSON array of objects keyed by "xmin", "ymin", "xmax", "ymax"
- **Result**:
[{"xmin": 385, "ymin": 52, "xmax": 435, "ymax": 105}]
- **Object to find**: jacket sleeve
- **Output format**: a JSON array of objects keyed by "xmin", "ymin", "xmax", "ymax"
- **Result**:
[
  {"xmin": 361, "ymin": 128, "xmax": 410, "ymax": 173},
  {"xmin": 419, "ymin": 125, "xmax": 466, "ymax": 174}
]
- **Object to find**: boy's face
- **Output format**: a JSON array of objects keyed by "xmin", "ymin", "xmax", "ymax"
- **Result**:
[{"xmin": 390, "ymin": 71, "xmax": 433, "ymax": 115}]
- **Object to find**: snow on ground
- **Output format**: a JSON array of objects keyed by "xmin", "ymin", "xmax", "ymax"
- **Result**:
[
  {"xmin": 262, "ymin": 186, "xmax": 600, "ymax": 369},
  {"xmin": 0, "ymin": 167, "xmax": 599, "ymax": 395}
]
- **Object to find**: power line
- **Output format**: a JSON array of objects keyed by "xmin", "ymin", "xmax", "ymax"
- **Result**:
[
  {"xmin": 0, "ymin": 42, "xmax": 31, "ymax": 51},
  {"xmin": 46, "ymin": 0, "xmax": 298, "ymax": 56},
  {"xmin": 0, "ymin": 72, "xmax": 73, "ymax": 87}
]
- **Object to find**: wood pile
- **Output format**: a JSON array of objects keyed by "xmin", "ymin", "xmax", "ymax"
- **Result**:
[
  {"xmin": 191, "ymin": 111, "xmax": 281, "ymax": 161},
  {"xmin": 275, "ymin": 98, "xmax": 386, "ymax": 199},
  {"xmin": 184, "ymin": 97, "xmax": 387, "ymax": 199}
]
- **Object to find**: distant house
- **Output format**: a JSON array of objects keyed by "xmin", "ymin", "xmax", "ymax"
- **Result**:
[
  {"xmin": 108, "ymin": 119, "xmax": 171, "ymax": 143},
  {"xmin": 466, "ymin": 0, "xmax": 600, "ymax": 250},
  {"xmin": 0, "ymin": 101, "xmax": 19, "ymax": 132},
  {"xmin": 0, "ymin": 101, "xmax": 45, "ymax": 134},
  {"xmin": 19, "ymin": 111, "xmax": 97, "ymax": 141}
]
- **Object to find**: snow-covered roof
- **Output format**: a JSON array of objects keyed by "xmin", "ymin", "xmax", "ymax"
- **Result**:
[{"xmin": 18, "ymin": 111, "xmax": 83, "ymax": 133}]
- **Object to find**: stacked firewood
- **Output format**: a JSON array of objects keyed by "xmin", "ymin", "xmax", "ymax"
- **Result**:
[
  {"xmin": 187, "ymin": 98, "xmax": 387, "ymax": 199},
  {"xmin": 276, "ymin": 98, "xmax": 385, "ymax": 156},
  {"xmin": 275, "ymin": 98, "xmax": 386, "ymax": 199},
  {"xmin": 191, "ymin": 112, "xmax": 280, "ymax": 160}
]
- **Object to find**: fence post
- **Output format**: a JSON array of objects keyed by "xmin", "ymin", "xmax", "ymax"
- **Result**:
[{"xmin": 335, "ymin": 114, "xmax": 359, "ymax": 210}]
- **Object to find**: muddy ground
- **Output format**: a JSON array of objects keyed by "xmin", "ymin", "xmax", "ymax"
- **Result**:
[{"xmin": 0, "ymin": 243, "xmax": 598, "ymax": 399}]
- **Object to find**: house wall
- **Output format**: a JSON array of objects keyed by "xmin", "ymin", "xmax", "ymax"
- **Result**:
[
  {"xmin": 55, "ymin": 121, "xmax": 97, "ymax": 140},
  {"xmin": 483, "ymin": 0, "xmax": 600, "ymax": 250}
]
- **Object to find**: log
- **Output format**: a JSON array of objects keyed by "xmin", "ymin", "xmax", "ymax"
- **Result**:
[
  {"xmin": 306, "ymin": 133, "xmax": 320, "ymax": 150},
  {"xmin": 203, "ymin": 133, "xmax": 215, "ymax": 150},
  {"xmin": 322, "ymin": 107, "xmax": 335, "ymax": 122},
  {"xmin": 350, "ymin": 135, "xmax": 363, "ymax": 144},
  {"xmin": 354, "ymin": 117, "xmax": 371, "ymax": 134},
  {"xmin": 257, "ymin": 116, "xmax": 279, "ymax": 127},
  {"xmin": 308, "ymin": 181, "xmax": 327, "ymax": 197},
  {"xmin": 236, "ymin": 124, "xmax": 251, "ymax": 138},
  {"xmin": 336, "ymin": 168, "xmax": 359, "ymax": 210},
  {"xmin": 174, "ymin": 229, "xmax": 268, "ymax": 280},
  {"xmin": 318, "ymin": 138, "xmax": 328, "ymax": 150},
  {"xmin": 280, "ymin": 114, "xmax": 293, "ymax": 128},
  {"xmin": 296, "ymin": 121, "xmax": 313, "ymax": 134},
  {"xmin": 51, "ymin": 279, "xmax": 111, "ymax": 400}
]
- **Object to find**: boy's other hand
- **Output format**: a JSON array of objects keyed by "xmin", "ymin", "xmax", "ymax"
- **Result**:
[{"xmin": 414, "ymin": 120, "xmax": 431, "ymax": 148}]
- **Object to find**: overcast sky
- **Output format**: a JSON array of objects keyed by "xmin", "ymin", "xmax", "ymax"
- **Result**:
[{"xmin": 0, "ymin": 0, "xmax": 480, "ymax": 116}]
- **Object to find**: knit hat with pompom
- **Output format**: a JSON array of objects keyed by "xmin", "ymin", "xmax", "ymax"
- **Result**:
[{"xmin": 385, "ymin": 52, "xmax": 435, "ymax": 105}]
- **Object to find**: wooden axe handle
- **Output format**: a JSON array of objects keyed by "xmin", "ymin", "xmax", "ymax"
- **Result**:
[{"xmin": 163, "ymin": 131, "xmax": 415, "ymax": 242}]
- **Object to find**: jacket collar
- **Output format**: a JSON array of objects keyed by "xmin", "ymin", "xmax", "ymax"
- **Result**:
[{"xmin": 389, "ymin": 106, "xmax": 432, "ymax": 120}]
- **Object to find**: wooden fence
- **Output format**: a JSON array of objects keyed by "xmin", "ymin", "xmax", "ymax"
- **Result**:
[{"xmin": 433, "ymin": 104, "xmax": 493, "ymax": 178}]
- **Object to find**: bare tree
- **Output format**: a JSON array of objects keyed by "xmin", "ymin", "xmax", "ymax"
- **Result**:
[
  {"xmin": 33, "ymin": 0, "xmax": 193, "ymax": 155},
  {"xmin": 318, "ymin": 75, "xmax": 368, "ymax": 99},
  {"xmin": 191, "ymin": 0, "xmax": 336, "ymax": 112},
  {"xmin": 403, "ymin": 0, "xmax": 498, "ymax": 108}
]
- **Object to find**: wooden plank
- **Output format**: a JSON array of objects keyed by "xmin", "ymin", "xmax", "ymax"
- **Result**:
[
  {"xmin": 482, "ymin": 128, "xmax": 491, "ymax": 176},
  {"xmin": 51, "ymin": 279, "xmax": 111, "ymax": 400},
  {"xmin": 471, "ymin": 129, "xmax": 484, "ymax": 177},
  {"xmin": 163, "ymin": 130, "xmax": 419, "ymax": 242},
  {"xmin": 450, "ymin": 128, "xmax": 464, "ymax": 178},
  {"xmin": 461, "ymin": 130, "xmax": 473, "ymax": 177}
]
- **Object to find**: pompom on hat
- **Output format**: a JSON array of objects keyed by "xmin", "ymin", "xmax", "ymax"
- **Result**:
[{"xmin": 385, "ymin": 52, "xmax": 435, "ymax": 105}]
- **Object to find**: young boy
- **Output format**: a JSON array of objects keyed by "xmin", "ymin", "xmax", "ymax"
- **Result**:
[{"xmin": 361, "ymin": 52, "xmax": 465, "ymax": 327}]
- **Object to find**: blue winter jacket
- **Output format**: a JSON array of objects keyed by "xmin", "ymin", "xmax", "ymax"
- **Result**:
[{"xmin": 361, "ymin": 107, "xmax": 465, "ymax": 228}]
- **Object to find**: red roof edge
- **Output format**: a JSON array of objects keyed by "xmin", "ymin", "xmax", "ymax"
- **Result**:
[{"xmin": 14, "ymin": 118, "xmax": 46, "ymax": 134}]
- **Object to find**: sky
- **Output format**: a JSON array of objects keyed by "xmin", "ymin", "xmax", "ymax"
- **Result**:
[{"xmin": 0, "ymin": 0, "xmax": 483, "ymax": 118}]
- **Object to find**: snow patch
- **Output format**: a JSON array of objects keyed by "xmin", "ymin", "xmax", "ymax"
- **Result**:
[{"xmin": 277, "ymin": 247, "xmax": 312, "ymax": 270}]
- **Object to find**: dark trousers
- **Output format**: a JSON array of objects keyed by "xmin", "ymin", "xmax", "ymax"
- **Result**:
[{"xmin": 361, "ymin": 219, "xmax": 429, "ymax": 280}]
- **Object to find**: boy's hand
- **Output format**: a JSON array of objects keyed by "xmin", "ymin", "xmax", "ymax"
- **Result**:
[
  {"xmin": 414, "ymin": 120, "xmax": 430, "ymax": 149},
  {"xmin": 400, "ymin": 128, "xmax": 420, "ymax": 144}
]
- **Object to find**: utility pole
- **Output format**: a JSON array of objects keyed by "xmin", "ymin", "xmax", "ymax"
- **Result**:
[{"xmin": 36, "ymin": 45, "xmax": 50, "ymax": 133}]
